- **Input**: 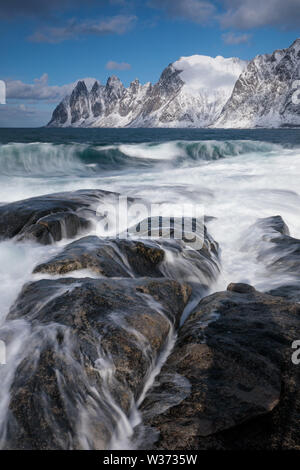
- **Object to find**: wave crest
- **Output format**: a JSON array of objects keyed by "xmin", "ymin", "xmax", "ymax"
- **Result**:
[{"xmin": 0, "ymin": 140, "xmax": 281, "ymax": 177}]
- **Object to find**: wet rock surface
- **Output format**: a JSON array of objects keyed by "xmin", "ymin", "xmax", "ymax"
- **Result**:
[
  {"xmin": 4, "ymin": 277, "xmax": 191, "ymax": 449},
  {"xmin": 33, "ymin": 236, "xmax": 165, "ymax": 278},
  {"xmin": 1, "ymin": 195, "xmax": 299, "ymax": 451},
  {"xmin": 244, "ymin": 215, "xmax": 300, "ymax": 301},
  {"xmin": 142, "ymin": 283, "xmax": 300, "ymax": 450},
  {"xmin": 18, "ymin": 211, "xmax": 90, "ymax": 245},
  {"xmin": 121, "ymin": 215, "xmax": 220, "ymax": 286},
  {"xmin": 0, "ymin": 189, "xmax": 129, "ymax": 244},
  {"xmin": 0, "ymin": 190, "xmax": 221, "ymax": 450},
  {"xmin": 32, "ymin": 228, "xmax": 220, "ymax": 287}
]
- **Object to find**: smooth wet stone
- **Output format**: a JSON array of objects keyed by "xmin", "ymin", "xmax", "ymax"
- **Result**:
[
  {"xmin": 121, "ymin": 216, "xmax": 220, "ymax": 286},
  {"xmin": 227, "ymin": 282, "xmax": 256, "ymax": 294},
  {"xmin": 33, "ymin": 236, "xmax": 165, "ymax": 277},
  {"xmin": 4, "ymin": 277, "xmax": 191, "ymax": 450},
  {"xmin": 0, "ymin": 189, "xmax": 132, "ymax": 244},
  {"xmin": 267, "ymin": 284, "xmax": 300, "ymax": 303},
  {"xmin": 32, "ymin": 216, "xmax": 220, "ymax": 289},
  {"xmin": 18, "ymin": 212, "xmax": 90, "ymax": 245},
  {"xmin": 244, "ymin": 215, "xmax": 300, "ymax": 301},
  {"xmin": 142, "ymin": 284, "xmax": 300, "ymax": 450}
]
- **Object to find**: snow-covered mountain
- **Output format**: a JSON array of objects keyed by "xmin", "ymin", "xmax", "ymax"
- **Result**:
[
  {"xmin": 214, "ymin": 39, "xmax": 300, "ymax": 128},
  {"xmin": 47, "ymin": 39, "xmax": 300, "ymax": 128},
  {"xmin": 47, "ymin": 55, "xmax": 246, "ymax": 128}
]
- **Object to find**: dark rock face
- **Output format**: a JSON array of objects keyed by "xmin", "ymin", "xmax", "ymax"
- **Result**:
[
  {"xmin": 48, "ymin": 100, "xmax": 68, "ymax": 126},
  {"xmin": 142, "ymin": 284, "xmax": 300, "ymax": 450},
  {"xmin": 4, "ymin": 277, "xmax": 191, "ymax": 450},
  {"xmin": 216, "ymin": 38, "xmax": 300, "ymax": 128},
  {"xmin": 32, "ymin": 223, "xmax": 220, "ymax": 287},
  {"xmin": 70, "ymin": 81, "xmax": 90, "ymax": 124},
  {"xmin": 46, "ymin": 64, "xmax": 185, "ymax": 128},
  {"xmin": 125, "ymin": 216, "xmax": 220, "ymax": 287},
  {"xmin": 0, "ymin": 189, "xmax": 124, "ymax": 244},
  {"xmin": 18, "ymin": 212, "xmax": 90, "ymax": 245},
  {"xmin": 33, "ymin": 236, "xmax": 165, "ymax": 278}
]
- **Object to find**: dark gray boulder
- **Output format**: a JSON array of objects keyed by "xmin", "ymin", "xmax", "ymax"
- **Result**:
[
  {"xmin": 0, "ymin": 189, "xmax": 132, "ymax": 245},
  {"xmin": 33, "ymin": 236, "xmax": 165, "ymax": 278},
  {"xmin": 3, "ymin": 277, "xmax": 191, "ymax": 450},
  {"xmin": 32, "ymin": 229, "xmax": 219, "ymax": 289},
  {"xmin": 142, "ymin": 283, "xmax": 300, "ymax": 450}
]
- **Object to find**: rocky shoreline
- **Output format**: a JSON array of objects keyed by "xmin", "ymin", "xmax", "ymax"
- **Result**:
[{"xmin": 0, "ymin": 189, "xmax": 299, "ymax": 450}]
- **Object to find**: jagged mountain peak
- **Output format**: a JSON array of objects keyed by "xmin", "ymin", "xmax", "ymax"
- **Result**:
[
  {"xmin": 106, "ymin": 75, "xmax": 123, "ymax": 86},
  {"xmin": 71, "ymin": 80, "xmax": 88, "ymax": 97},
  {"xmin": 128, "ymin": 79, "xmax": 142, "ymax": 95},
  {"xmin": 91, "ymin": 80, "xmax": 101, "ymax": 92},
  {"xmin": 47, "ymin": 39, "xmax": 300, "ymax": 129},
  {"xmin": 105, "ymin": 75, "xmax": 125, "ymax": 101},
  {"xmin": 290, "ymin": 37, "xmax": 300, "ymax": 51}
]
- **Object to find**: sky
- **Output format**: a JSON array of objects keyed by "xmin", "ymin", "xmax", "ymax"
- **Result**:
[{"xmin": 0, "ymin": 0, "xmax": 299, "ymax": 127}]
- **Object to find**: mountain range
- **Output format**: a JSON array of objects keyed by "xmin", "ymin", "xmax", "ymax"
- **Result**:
[{"xmin": 47, "ymin": 38, "xmax": 300, "ymax": 129}]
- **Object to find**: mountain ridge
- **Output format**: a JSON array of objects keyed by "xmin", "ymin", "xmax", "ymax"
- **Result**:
[{"xmin": 47, "ymin": 39, "xmax": 300, "ymax": 129}]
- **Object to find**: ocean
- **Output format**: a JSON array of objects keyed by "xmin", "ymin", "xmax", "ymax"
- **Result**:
[{"xmin": 0, "ymin": 127, "xmax": 300, "ymax": 448}]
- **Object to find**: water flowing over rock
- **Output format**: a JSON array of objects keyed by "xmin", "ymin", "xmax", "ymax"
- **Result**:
[
  {"xmin": 33, "ymin": 236, "xmax": 165, "ymax": 278},
  {"xmin": 142, "ymin": 283, "xmax": 300, "ymax": 450},
  {"xmin": 0, "ymin": 189, "xmax": 134, "ymax": 245},
  {"xmin": 1, "ymin": 181, "xmax": 298, "ymax": 451},
  {"xmin": 32, "ymin": 218, "xmax": 220, "ymax": 288},
  {"xmin": 1, "ymin": 277, "xmax": 191, "ymax": 449},
  {"xmin": 242, "ymin": 215, "xmax": 300, "ymax": 302}
]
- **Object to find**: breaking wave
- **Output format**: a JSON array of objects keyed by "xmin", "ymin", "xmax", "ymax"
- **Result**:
[{"xmin": 0, "ymin": 140, "xmax": 284, "ymax": 177}]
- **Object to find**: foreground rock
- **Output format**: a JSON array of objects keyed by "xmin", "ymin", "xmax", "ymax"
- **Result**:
[
  {"xmin": 142, "ymin": 283, "xmax": 300, "ymax": 450},
  {"xmin": 2, "ymin": 277, "xmax": 191, "ymax": 450},
  {"xmin": 33, "ymin": 236, "xmax": 165, "ymax": 278},
  {"xmin": 32, "ymin": 216, "xmax": 220, "ymax": 301},
  {"xmin": 125, "ymin": 215, "xmax": 220, "ymax": 287},
  {"xmin": 33, "ymin": 227, "xmax": 220, "ymax": 288},
  {"xmin": 243, "ymin": 215, "xmax": 300, "ymax": 301},
  {"xmin": 0, "ymin": 189, "xmax": 132, "ymax": 245}
]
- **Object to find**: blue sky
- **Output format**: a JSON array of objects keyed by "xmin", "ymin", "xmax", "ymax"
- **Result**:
[{"xmin": 0, "ymin": 0, "xmax": 299, "ymax": 126}]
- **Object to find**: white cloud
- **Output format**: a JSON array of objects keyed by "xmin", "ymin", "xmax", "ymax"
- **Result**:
[
  {"xmin": 6, "ymin": 74, "xmax": 97, "ymax": 101},
  {"xmin": 106, "ymin": 61, "xmax": 131, "ymax": 71},
  {"xmin": 173, "ymin": 55, "xmax": 247, "ymax": 93},
  {"xmin": 222, "ymin": 32, "xmax": 251, "ymax": 45},
  {"xmin": 29, "ymin": 15, "xmax": 137, "ymax": 43}
]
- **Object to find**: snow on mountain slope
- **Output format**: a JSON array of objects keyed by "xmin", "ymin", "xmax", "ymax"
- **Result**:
[
  {"xmin": 47, "ymin": 39, "xmax": 300, "ymax": 129},
  {"xmin": 214, "ymin": 39, "xmax": 300, "ymax": 128},
  {"xmin": 47, "ymin": 56, "xmax": 246, "ymax": 128}
]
